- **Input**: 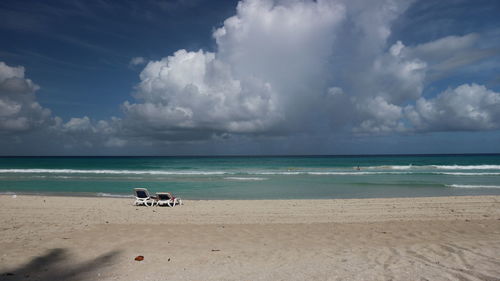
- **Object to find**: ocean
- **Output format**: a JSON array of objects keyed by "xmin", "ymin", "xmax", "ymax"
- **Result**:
[{"xmin": 0, "ymin": 155, "xmax": 500, "ymax": 199}]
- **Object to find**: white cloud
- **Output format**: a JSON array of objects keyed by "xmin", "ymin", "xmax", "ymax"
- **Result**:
[
  {"xmin": 372, "ymin": 40, "xmax": 427, "ymax": 103},
  {"xmin": 405, "ymin": 84, "xmax": 500, "ymax": 132},
  {"xmin": 0, "ymin": 62, "xmax": 52, "ymax": 133},
  {"xmin": 123, "ymin": 49, "xmax": 280, "ymax": 138},
  {"xmin": 399, "ymin": 33, "xmax": 498, "ymax": 81},
  {"xmin": 0, "ymin": 61, "xmax": 129, "ymax": 150},
  {"xmin": 0, "ymin": 62, "xmax": 25, "ymax": 81},
  {"xmin": 51, "ymin": 116, "xmax": 127, "ymax": 148},
  {"xmin": 331, "ymin": 30, "xmax": 496, "ymax": 135},
  {"xmin": 62, "ymin": 116, "xmax": 94, "ymax": 132},
  {"xmin": 412, "ymin": 33, "xmax": 480, "ymax": 61},
  {"xmin": 353, "ymin": 96, "xmax": 406, "ymax": 135},
  {"xmin": 129, "ymin": 56, "xmax": 146, "ymax": 67},
  {"xmin": 119, "ymin": 0, "xmax": 500, "ymax": 139},
  {"xmin": 122, "ymin": 0, "xmax": 348, "ymax": 139}
]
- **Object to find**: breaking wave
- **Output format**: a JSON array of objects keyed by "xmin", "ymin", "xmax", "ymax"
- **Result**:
[
  {"xmin": 438, "ymin": 172, "xmax": 500, "ymax": 176},
  {"xmin": 96, "ymin": 193, "xmax": 134, "ymax": 198},
  {"xmin": 446, "ymin": 184, "xmax": 500, "ymax": 189},
  {"xmin": 367, "ymin": 165, "xmax": 500, "ymax": 170},
  {"xmin": 0, "ymin": 169, "xmax": 227, "ymax": 175},
  {"xmin": 224, "ymin": 177, "xmax": 268, "ymax": 181},
  {"xmin": 1, "ymin": 168, "xmax": 499, "ymax": 177},
  {"xmin": 432, "ymin": 165, "xmax": 500, "ymax": 170}
]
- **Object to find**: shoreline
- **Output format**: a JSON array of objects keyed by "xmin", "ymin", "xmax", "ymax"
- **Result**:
[
  {"xmin": 3, "ymin": 190, "xmax": 500, "ymax": 200},
  {"xmin": 1, "ymin": 195, "xmax": 499, "ymax": 280}
]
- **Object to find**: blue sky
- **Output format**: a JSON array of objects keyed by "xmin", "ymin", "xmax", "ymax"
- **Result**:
[{"xmin": 0, "ymin": 0, "xmax": 499, "ymax": 155}]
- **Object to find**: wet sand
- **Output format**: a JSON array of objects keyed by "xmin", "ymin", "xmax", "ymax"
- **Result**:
[{"xmin": 1, "ymin": 195, "xmax": 499, "ymax": 280}]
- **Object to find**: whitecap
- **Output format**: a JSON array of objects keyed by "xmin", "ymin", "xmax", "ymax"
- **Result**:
[
  {"xmin": 0, "ymin": 169, "xmax": 228, "ymax": 175},
  {"xmin": 432, "ymin": 165, "xmax": 500, "ymax": 170},
  {"xmin": 96, "ymin": 193, "xmax": 134, "ymax": 198},
  {"xmin": 437, "ymin": 172, "xmax": 500, "ymax": 176},
  {"xmin": 446, "ymin": 184, "xmax": 500, "ymax": 189},
  {"xmin": 224, "ymin": 177, "xmax": 268, "ymax": 181}
]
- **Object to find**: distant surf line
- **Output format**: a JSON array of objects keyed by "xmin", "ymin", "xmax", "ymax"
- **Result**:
[
  {"xmin": 1, "ymin": 168, "xmax": 499, "ymax": 177},
  {"xmin": 446, "ymin": 184, "xmax": 500, "ymax": 189}
]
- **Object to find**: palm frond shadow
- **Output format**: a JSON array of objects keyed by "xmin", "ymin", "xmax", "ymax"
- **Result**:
[{"xmin": 1, "ymin": 248, "xmax": 120, "ymax": 281}]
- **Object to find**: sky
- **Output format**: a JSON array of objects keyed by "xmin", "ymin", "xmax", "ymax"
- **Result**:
[{"xmin": 0, "ymin": 0, "xmax": 499, "ymax": 156}]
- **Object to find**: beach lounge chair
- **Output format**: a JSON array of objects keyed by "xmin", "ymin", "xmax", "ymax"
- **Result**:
[
  {"xmin": 133, "ymin": 188, "xmax": 156, "ymax": 207},
  {"xmin": 156, "ymin": 192, "xmax": 183, "ymax": 207},
  {"xmin": 156, "ymin": 192, "xmax": 174, "ymax": 207}
]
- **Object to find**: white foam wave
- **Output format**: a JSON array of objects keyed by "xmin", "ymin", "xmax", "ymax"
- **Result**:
[
  {"xmin": 0, "ymin": 169, "xmax": 422, "ymax": 176},
  {"xmin": 224, "ymin": 177, "xmax": 268, "ymax": 181},
  {"xmin": 446, "ymin": 184, "xmax": 500, "ymax": 189},
  {"xmin": 366, "ymin": 164, "xmax": 500, "ymax": 170},
  {"xmin": 437, "ymin": 172, "xmax": 500, "ymax": 176},
  {"xmin": 1, "ymin": 168, "xmax": 499, "ymax": 177},
  {"xmin": 306, "ymin": 171, "xmax": 411, "ymax": 175},
  {"xmin": 388, "ymin": 165, "xmax": 413, "ymax": 170},
  {"xmin": 0, "ymin": 192, "xmax": 17, "ymax": 195},
  {"xmin": 254, "ymin": 171, "xmax": 301, "ymax": 175},
  {"xmin": 0, "ymin": 169, "xmax": 227, "ymax": 175},
  {"xmin": 96, "ymin": 193, "xmax": 134, "ymax": 198},
  {"xmin": 256, "ymin": 171, "xmax": 421, "ymax": 176},
  {"xmin": 432, "ymin": 165, "xmax": 500, "ymax": 170},
  {"xmin": 366, "ymin": 165, "xmax": 414, "ymax": 170}
]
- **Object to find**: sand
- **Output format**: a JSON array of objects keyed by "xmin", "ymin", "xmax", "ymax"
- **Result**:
[{"xmin": 0, "ymin": 195, "xmax": 499, "ymax": 281}]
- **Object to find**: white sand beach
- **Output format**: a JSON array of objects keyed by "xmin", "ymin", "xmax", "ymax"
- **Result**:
[{"xmin": 1, "ymin": 195, "xmax": 500, "ymax": 281}]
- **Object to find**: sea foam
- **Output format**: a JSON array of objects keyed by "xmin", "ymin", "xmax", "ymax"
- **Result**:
[
  {"xmin": 224, "ymin": 177, "xmax": 268, "ymax": 181},
  {"xmin": 437, "ymin": 172, "xmax": 500, "ymax": 176},
  {"xmin": 446, "ymin": 184, "xmax": 500, "ymax": 189},
  {"xmin": 97, "ymin": 193, "xmax": 134, "ymax": 198},
  {"xmin": 432, "ymin": 165, "xmax": 500, "ymax": 170},
  {"xmin": 0, "ymin": 169, "xmax": 227, "ymax": 175},
  {"xmin": 366, "ymin": 164, "xmax": 500, "ymax": 170}
]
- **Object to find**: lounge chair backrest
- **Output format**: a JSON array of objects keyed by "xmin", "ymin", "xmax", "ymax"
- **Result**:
[
  {"xmin": 134, "ymin": 188, "xmax": 150, "ymax": 199},
  {"xmin": 157, "ymin": 192, "xmax": 171, "ymax": 200}
]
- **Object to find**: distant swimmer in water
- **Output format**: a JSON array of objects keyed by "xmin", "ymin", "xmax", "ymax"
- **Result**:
[{"xmin": 356, "ymin": 166, "xmax": 361, "ymax": 171}]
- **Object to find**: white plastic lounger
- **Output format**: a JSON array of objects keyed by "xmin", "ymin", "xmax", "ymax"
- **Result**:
[
  {"xmin": 133, "ymin": 188, "xmax": 156, "ymax": 207},
  {"xmin": 156, "ymin": 192, "xmax": 174, "ymax": 207},
  {"xmin": 156, "ymin": 192, "xmax": 183, "ymax": 207}
]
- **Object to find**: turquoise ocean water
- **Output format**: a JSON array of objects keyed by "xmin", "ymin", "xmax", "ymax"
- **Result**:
[{"xmin": 0, "ymin": 155, "xmax": 500, "ymax": 199}]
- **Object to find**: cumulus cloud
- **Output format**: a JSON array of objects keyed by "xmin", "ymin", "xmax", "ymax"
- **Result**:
[
  {"xmin": 123, "ymin": 49, "xmax": 280, "ymax": 140},
  {"xmin": 0, "ymin": 61, "xmax": 128, "ymax": 150},
  {"xmin": 116, "ymin": 0, "xmax": 500, "ymax": 140},
  {"xmin": 0, "ymin": 62, "xmax": 52, "ymax": 133},
  {"xmin": 46, "ymin": 115, "xmax": 127, "ymax": 148},
  {"xmin": 406, "ymin": 84, "xmax": 500, "ymax": 132},
  {"xmin": 122, "ymin": 0, "xmax": 347, "ymax": 139},
  {"xmin": 353, "ymin": 96, "xmax": 406, "ymax": 135}
]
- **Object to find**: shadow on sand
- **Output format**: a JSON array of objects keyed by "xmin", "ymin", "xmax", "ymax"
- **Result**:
[{"xmin": 1, "ymin": 248, "xmax": 120, "ymax": 281}]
